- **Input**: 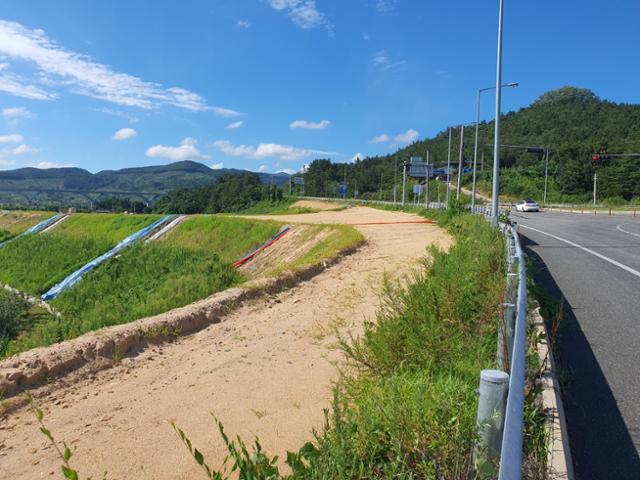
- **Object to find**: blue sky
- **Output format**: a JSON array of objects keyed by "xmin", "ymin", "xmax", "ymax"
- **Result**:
[{"xmin": 0, "ymin": 0, "xmax": 638, "ymax": 174}]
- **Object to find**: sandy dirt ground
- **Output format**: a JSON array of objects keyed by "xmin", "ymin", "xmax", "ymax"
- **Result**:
[
  {"xmin": 289, "ymin": 199, "xmax": 344, "ymax": 211},
  {"xmin": 0, "ymin": 206, "xmax": 451, "ymax": 480}
]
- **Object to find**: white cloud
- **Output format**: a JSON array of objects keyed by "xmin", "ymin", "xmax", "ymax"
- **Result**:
[
  {"xmin": 226, "ymin": 120, "xmax": 243, "ymax": 129},
  {"xmin": 258, "ymin": 164, "xmax": 269, "ymax": 172},
  {"xmin": 0, "ymin": 133, "xmax": 24, "ymax": 143},
  {"xmin": 237, "ymin": 20, "xmax": 252, "ymax": 28},
  {"xmin": 145, "ymin": 137, "xmax": 208, "ymax": 161},
  {"xmin": 2, "ymin": 107, "xmax": 33, "ymax": 119},
  {"xmin": 213, "ymin": 139, "xmax": 337, "ymax": 162},
  {"xmin": 352, "ymin": 152, "xmax": 364, "ymax": 162},
  {"xmin": 10, "ymin": 144, "xmax": 39, "ymax": 155},
  {"xmin": 370, "ymin": 133, "xmax": 389, "ymax": 143},
  {"xmin": 394, "ymin": 129, "xmax": 419, "ymax": 145},
  {"xmin": 0, "ymin": 20, "xmax": 242, "ymax": 116},
  {"xmin": 372, "ymin": 51, "xmax": 389, "ymax": 66},
  {"xmin": 268, "ymin": 0, "xmax": 333, "ymax": 34},
  {"xmin": 280, "ymin": 168, "xmax": 297, "ymax": 175},
  {"xmin": 290, "ymin": 119, "xmax": 330, "ymax": 130},
  {"xmin": 211, "ymin": 162, "xmax": 224, "ymax": 170},
  {"xmin": 371, "ymin": 49, "xmax": 406, "ymax": 71},
  {"xmin": 112, "ymin": 127, "xmax": 137, "ymax": 141},
  {"xmin": 96, "ymin": 107, "xmax": 140, "ymax": 124},
  {"xmin": 374, "ymin": 0, "xmax": 397, "ymax": 13},
  {"xmin": 0, "ymin": 71, "xmax": 55, "ymax": 100},
  {"xmin": 31, "ymin": 161, "xmax": 74, "ymax": 169}
]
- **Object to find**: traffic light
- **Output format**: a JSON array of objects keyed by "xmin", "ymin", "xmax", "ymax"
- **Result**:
[{"xmin": 526, "ymin": 147, "xmax": 545, "ymax": 154}]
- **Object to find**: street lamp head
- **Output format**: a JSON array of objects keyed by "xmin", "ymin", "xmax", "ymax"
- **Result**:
[{"xmin": 506, "ymin": 82, "xmax": 519, "ymax": 88}]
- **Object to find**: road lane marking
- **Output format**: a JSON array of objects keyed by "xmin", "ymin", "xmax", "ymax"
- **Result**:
[
  {"xmin": 616, "ymin": 223, "xmax": 640, "ymax": 239},
  {"xmin": 520, "ymin": 224, "xmax": 640, "ymax": 280}
]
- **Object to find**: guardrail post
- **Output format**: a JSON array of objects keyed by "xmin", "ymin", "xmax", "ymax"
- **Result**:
[
  {"xmin": 499, "ymin": 302, "xmax": 516, "ymax": 370},
  {"xmin": 475, "ymin": 369, "xmax": 510, "ymax": 475}
]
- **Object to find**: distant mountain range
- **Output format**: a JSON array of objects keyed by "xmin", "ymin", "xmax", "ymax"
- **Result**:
[{"xmin": 0, "ymin": 160, "xmax": 290, "ymax": 194}]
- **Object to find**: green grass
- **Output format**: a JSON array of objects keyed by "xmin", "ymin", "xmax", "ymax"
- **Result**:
[
  {"xmin": 0, "ymin": 213, "xmax": 160, "ymax": 295},
  {"xmin": 237, "ymin": 198, "xmax": 320, "ymax": 215},
  {"xmin": 162, "ymin": 215, "xmax": 282, "ymax": 262},
  {"xmin": 267, "ymin": 224, "xmax": 364, "ymax": 277},
  {"xmin": 2, "ymin": 216, "xmax": 282, "ymax": 357},
  {"xmin": 0, "ymin": 210, "xmax": 53, "ymax": 243}
]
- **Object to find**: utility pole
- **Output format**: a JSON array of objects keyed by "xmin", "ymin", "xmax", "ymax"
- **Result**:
[
  {"xmin": 401, "ymin": 161, "xmax": 407, "ymax": 207},
  {"xmin": 593, "ymin": 172, "xmax": 597, "ymax": 206},
  {"xmin": 425, "ymin": 150, "xmax": 430, "ymax": 208},
  {"xmin": 543, "ymin": 148, "xmax": 550, "ymax": 205},
  {"xmin": 491, "ymin": 0, "xmax": 505, "ymax": 226},
  {"xmin": 456, "ymin": 125, "xmax": 465, "ymax": 200},
  {"xmin": 393, "ymin": 157, "xmax": 398, "ymax": 204},
  {"xmin": 472, "ymin": 89, "xmax": 481, "ymax": 212},
  {"xmin": 446, "ymin": 127, "xmax": 452, "ymax": 208},
  {"xmin": 344, "ymin": 165, "xmax": 347, "ymax": 199}
]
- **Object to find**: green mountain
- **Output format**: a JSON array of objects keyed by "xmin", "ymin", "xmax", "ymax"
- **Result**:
[
  {"xmin": 302, "ymin": 87, "xmax": 640, "ymax": 204},
  {"xmin": 0, "ymin": 161, "xmax": 290, "ymax": 208}
]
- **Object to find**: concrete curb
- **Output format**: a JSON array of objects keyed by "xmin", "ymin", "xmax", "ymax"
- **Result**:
[
  {"xmin": 532, "ymin": 306, "xmax": 575, "ymax": 480},
  {"xmin": 0, "ymin": 241, "xmax": 364, "ymax": 399}
]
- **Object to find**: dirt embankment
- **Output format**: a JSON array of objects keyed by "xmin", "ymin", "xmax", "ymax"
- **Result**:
[{"xmin": 0, "ymin": 206, "xmax": 452, "ymax": 480}]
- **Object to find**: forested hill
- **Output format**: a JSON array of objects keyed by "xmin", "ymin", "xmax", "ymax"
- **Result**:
[
  {"xmin": 0, "ymin": 160, "xmax": 290, "ymax": 192},
  {"xmin": 303, "ymin": 87, "xmax": 640, "ymax": 203}
]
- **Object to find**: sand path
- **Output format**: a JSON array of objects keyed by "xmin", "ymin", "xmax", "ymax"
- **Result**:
[{"xmin": 0, "ymin": 206, "xmax": 451, "ymax": 480}]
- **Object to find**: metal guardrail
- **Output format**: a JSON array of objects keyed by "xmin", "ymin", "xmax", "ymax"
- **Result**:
[{"xmin": 496, "ymin": 224, "xmax": 528, "ymax": 480}]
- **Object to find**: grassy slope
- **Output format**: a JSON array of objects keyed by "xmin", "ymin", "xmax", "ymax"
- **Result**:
[
  {"xmin": 3, "ymin": 216, "xmax": 282, "ymax": 356},
  {"xmin": 0, "ymin": 211, "xmax": 53, "ymax": 242},
  {"xmin": 0, "ymin": 214, "xmax": 160, "ymax": 295}
]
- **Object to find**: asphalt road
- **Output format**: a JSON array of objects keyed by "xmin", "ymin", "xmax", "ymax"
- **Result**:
[{"xmin": 513, "ymin": 210, "xmax": 640, "ymax": 479}]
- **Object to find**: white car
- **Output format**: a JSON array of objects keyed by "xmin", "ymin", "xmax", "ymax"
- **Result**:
[{"xmin": 515, "ymin": 199, "xmax": 540, "ymax": 212}]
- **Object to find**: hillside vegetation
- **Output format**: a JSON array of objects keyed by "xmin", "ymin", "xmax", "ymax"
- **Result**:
[
  {"xmin": 154, "ymin": 172, "xmax": 290, "ymax": 214},
  {"xmin": 0, "ymin": 210, "xmax": 52, "ymax": 243},
  {"xmin": 2, "ymin": 216, "xmax": 282, "ymax": 357},
  {"xmin": 0, "ymin": 214, "xmax": 160, "ymax": 295},
  {"xmin": 0, "ymin": 161, "xmax": 289, "ymax": 209},
  {"xmin": 301, "ymin": 87, "xmax": 640, "ymax": 204}
]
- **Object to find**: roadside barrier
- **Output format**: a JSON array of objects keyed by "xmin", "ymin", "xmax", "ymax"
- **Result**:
[
  {"xmin": 231, "ymin": 226, "xmax": 290, "ymax": 268},
  {"xmin": 41, "ymin": 215, "xmax": 174, "ymax": 301},
  {"xmin": 474, "ymin": 224, "xmax": 528, "ymax": 479},
  {"xmin": 0, "ymin": 212, "xmax": 63, "ymax": 249}
]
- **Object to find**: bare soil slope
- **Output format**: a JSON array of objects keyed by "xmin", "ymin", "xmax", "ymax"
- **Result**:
[{"xmin": 0, "ymin": 206, "xmax": 451, "ymax": 480}]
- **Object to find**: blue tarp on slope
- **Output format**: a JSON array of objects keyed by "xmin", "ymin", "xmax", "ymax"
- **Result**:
[
  {"xmin": 0, "ymin": 213, "xmax": 63, "ymax": 249},
  {"xmin": 41, "ymin": 215, "xmax": 174, "ymax": 301}
]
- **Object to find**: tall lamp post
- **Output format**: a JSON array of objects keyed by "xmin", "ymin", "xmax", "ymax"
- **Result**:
[
  {"xmin": 491, "ymin": 0, "xmax": 505, "ymax": 226},
  {"xmin": 472, "ymin": 82, "xmax": 518, "ymax": 212}
]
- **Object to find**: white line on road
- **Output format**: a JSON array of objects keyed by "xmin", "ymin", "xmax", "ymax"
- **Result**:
[
  {"xmin": 520, "ymin": 224, "xmax": 640, "ymax": 280},
  {"xmin": 616, "ymin": 223, "xmax": 640, "ymax": 239}
]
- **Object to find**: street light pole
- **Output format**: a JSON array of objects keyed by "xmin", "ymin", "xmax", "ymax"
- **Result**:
[
  {"xmin": 543, "ymin": 147, "xmax": 549, "ymax": 205},
  {"xmin": 593, "ymin": 172, "xmax": 597, "ymax": 207},
  {"xmin": 472, "ymin": 89, "xmax": 482, "ymax": 212},
  {"xmin": 446, "ymin": 127, "xmax": 452, "ymax": 208},
  {"xmin": 456, "ymin": 125, "xmax": 465, "ymax": 200},
  {"xmin": 425, "ymin": 150, "xmax": 430, "ymax": 208},
  {"xmin": 491, "ymin": 0, "xmax": 505, "ymax": 226},
  {"xmin": 472, "ymin": 82, "xmax": 518, "ymax": 212},
  {"xmin": 401, "ymin": 161, "xmax": 407, "ymax": 207},
  {"xmin": 394, "ymin": 157, "xmax": 398, "ymax": 204}
]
